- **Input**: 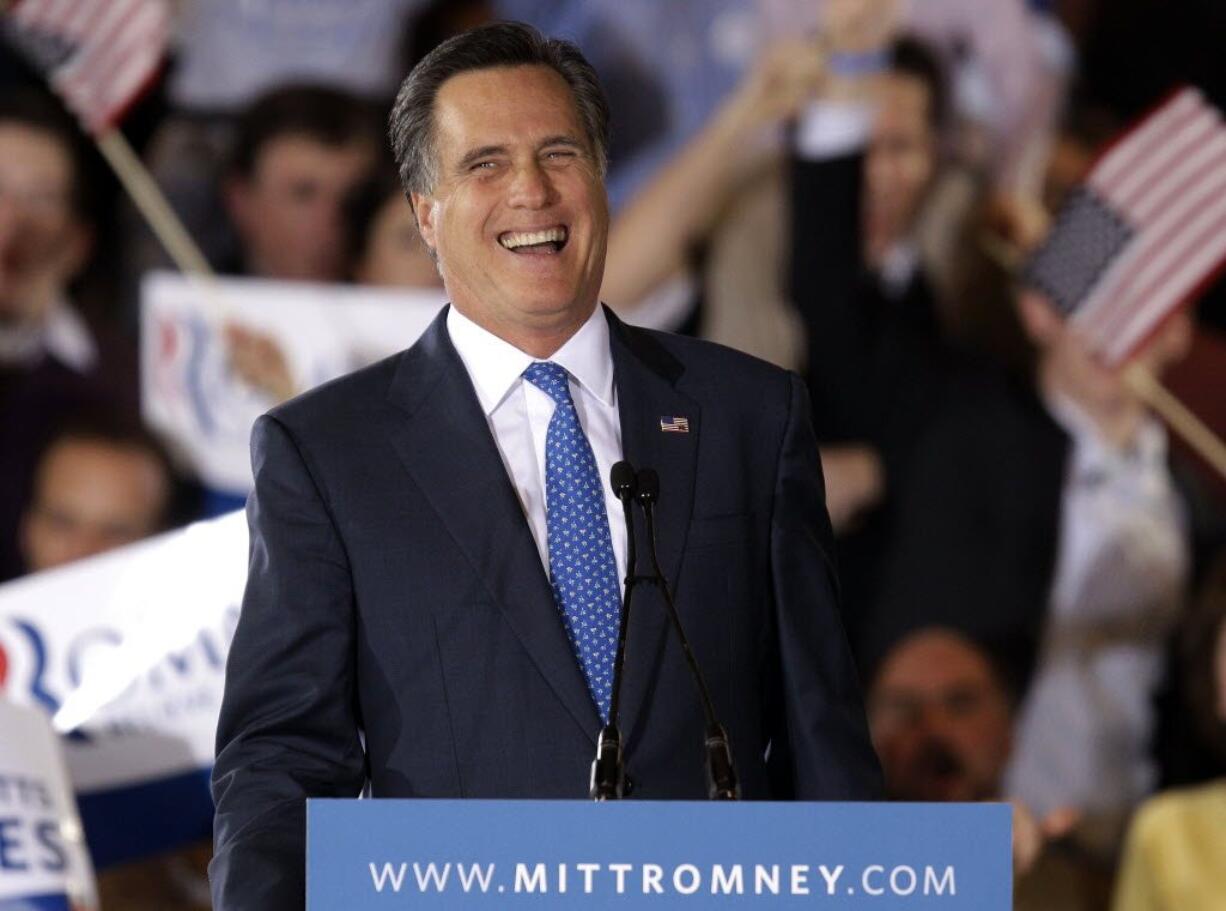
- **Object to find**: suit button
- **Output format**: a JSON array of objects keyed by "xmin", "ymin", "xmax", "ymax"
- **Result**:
[{"xmin": 624, "ymin": 775, "xmax": 635, "ymax": 796}]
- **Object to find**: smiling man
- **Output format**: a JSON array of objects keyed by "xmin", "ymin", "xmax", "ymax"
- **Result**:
[{"xmin": 211, "ymin": 23, "xmax": 881, "ymax": 910}]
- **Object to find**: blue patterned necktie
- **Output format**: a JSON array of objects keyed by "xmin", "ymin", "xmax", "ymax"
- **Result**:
[{"xmin": 522, "ymin": 361, "xmax": 621, "ymax": 723}]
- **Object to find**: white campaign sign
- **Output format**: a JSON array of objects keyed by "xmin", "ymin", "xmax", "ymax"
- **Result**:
[
  {"xmin": 0, "ymin": 699, "xmax": 98, "ymax": 908},
  {"xmin": 141, "ymin": 271, "xmax": 445, "ymax": 493},
  {"xmin": 0, "ymin": 512, "xmax": 248, "ymax": 795}
]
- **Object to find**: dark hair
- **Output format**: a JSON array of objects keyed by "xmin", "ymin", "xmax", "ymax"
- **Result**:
[
  {"xmin": 389, "ymin": 21, "xmax": 610, "ymax": 196},
  {"xmin": 228, "ymin": 84, "xmax": 381, "ymax": 180},
  {"xmin": 341, "ymin": 153, "xmax": 405, "ymax": 272},
  {"xmin": 890, "ymin": 36, "xmax": 948, "ymax": 133},
  {"xmin": 0, "ymin": 87, "xmax": 93, "ymax": 221},
  {"xmin": 36, "ymin": 414, "xmax": 182, "ymax": 530}
]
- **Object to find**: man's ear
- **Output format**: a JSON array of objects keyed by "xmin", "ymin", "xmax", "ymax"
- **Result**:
[{"xmin": 410, "ymin": 192, "xmax": 438, "ymax": 254}]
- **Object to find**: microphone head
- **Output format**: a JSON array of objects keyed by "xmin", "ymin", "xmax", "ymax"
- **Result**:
[
  {"xmin": 610, "ymin": 460, "xmax": 638, "ymax": 501},
  {"xmin": 635, "ymin": 468, "xmax": 660, "ymax": 505}
]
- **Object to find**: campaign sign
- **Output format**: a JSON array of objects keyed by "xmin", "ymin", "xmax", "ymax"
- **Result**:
[
  {"xmin": 0, "ymin": 700, "xmax": 97, "ymax": 911},
  {"xmin": 0, "ymin": 511, "xmax": 249, "ymax": 867},
  {"xmin": 308, "ymin": 800, "xmax": 1011, "ymax": 909},
  {"xmin": 141, "ymin": 270, "xmax": 446, "ymax": 493}
]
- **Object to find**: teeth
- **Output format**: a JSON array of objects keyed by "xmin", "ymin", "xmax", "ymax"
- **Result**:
[{"xmin": 499, "ymin": 227, "xmax": 567, "ymax": 250}]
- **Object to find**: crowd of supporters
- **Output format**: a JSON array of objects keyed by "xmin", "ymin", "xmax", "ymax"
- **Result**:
[{"xmin": 1, "ymin": 0, "xmax": 1224, "ymax": 908}]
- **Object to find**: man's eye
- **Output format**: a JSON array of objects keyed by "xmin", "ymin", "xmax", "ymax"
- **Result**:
[
  {"xmin": 471, "ymin": 160, "xmax": 497, "ymax": 171},
  {"xmin": 545, "ymin": 150, "xmax": 575, "ymax": 160}
]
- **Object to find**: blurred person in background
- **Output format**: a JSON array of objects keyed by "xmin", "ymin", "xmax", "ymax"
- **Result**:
[
  {"xmin": 788, "ymin": 8, "xmax": 964, "ymax": 644},
  {"xmin": 1113, "ymin": 553, "xmax": 1226, "ymax": 911},
  {"xmin": 18, "ymin": 417, "xmax": 177, "ymax": 575},
  {"xmin": 219, "ymin": 85, "xmax": 383, "ymax": 404},
  {"xmin": 14, "ymin": 415, "xmax": 205, "ymax": 907},
  {"xmin": 599, "ymin": 37, "xmax": 824, "ymax": 351},
  {"xmin": 867, "ymin": 273, "xmax": 1206, "ymax": 858},
  {"xmin": 869, "ymin": 626, "xmax": 1115, "ymax": 910},
  {"xmin": 221, "ymin": 85, "xmax": 382, "ymax": 284},
  {"xmin": 343, "ymin": 156, "xmax": 443, "ymax": 289},
  {"xmin": 0, "ymin": 90, "xmax": 137, "ymax": 584}
]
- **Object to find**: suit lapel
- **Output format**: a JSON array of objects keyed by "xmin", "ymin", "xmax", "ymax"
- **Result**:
[
  {"xmin": 383, "ymin": 309, "xmax": 601, "ymax": 742},
  {"xmin": 606, "ymin": 310, "xmax": 701, "ymax": 744}
]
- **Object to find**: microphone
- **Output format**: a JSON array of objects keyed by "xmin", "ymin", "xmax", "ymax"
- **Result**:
[
  {"xmin": 635, "ymin": 468, "xmax": 741, "ymax": 801},
  {"xmin": 590, "ymin": 460, "xmax": 639, "ymax": 800}
]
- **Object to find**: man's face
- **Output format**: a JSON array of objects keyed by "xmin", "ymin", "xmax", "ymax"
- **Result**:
[
  {"xmin": 20, "ymin": 439, "xmax": 170, "ymax": 573},
  {"xmin": 354, "ymin": 192, "xmax": 443, "ymax": 289},
  {"xmin": 868, "ymin": 630, "xmax": 1014, "ymax": 802},
  {"xmin": 227, "ymin": 134, "xmax": 374, "ymax": 282},
  {"xmin": 0, "ymin": 124, "xmax": 90, "ymax": 324},
  {"xmin": 412, "ymin": 65, "xmax": 608, "ymax": 353},
  {"xmin": 863, "ymin": 73, "xmax": 937, "ymax": 267}
]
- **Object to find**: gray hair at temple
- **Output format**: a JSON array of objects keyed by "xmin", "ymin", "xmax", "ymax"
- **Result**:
[{"xmin": 389, "ymin": 21, "xmax": 611, "ymax": 199}]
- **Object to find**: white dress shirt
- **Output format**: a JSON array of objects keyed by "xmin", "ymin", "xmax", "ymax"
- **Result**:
[
  {"xmin": 446, "ymin": 305, "xmax": 628, "ymax": 594},
  {"xmin": 0, "ymin": 298, "xmax": 97, "ymax": 372},
  {"xmin": 1005, "ymin": 393, "xmax": 1188, "ymax": 820}
]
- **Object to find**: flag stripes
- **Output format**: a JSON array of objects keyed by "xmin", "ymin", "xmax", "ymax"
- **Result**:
[{"xmin": 4, "ymin": 0, "xmax": 170, "ymax": 135}]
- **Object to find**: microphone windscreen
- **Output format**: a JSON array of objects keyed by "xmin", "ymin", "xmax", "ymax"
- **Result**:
[
  {"xmin": 610, "ymin": 460, "xmax": 637, "ymax": 498},
  {"xmin": 636, "ymin": 468, "xmax": 660, "ymax": 503}
]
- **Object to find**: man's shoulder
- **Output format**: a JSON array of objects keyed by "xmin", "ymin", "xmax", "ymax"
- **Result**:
[
  {"xmin": 266, "ymin": 349, "xmax": 404, "ymax": 435},
  {"xmin": 622, "ymin": 321, "xmax": 796, "ymax": 399}
]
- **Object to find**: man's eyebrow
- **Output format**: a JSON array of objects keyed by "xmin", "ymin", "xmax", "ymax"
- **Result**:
[
  {"xmin": 538, "ymin": 135, "xmax": 585, "ymax": 151},
  {"xmin": 456, "ymin": 144, "xmax": 507, "ymax": 170}
]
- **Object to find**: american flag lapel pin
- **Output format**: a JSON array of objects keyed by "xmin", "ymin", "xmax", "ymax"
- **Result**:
[{"xmin": 659, "ymin": 416, "xmax": 690, "ymax": 433}]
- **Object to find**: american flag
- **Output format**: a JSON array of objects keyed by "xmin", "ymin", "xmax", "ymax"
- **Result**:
[
  {"xmin": 1024, "ymin": 87, "xmax": 1226, "ymax": 366},
  {"xmin": 659, "ymin": 416, "xmax": 690, "ymax": 433},
  {"xmin": 3, "ymin": 0, "xmax": 170, "ymax": 135}
]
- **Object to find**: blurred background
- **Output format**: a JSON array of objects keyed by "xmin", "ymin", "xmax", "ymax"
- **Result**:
[{"xmin": 1, "ymin": 0, "xmax": 1224, "ymax": 908}]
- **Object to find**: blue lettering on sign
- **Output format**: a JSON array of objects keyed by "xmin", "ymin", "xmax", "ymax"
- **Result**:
[
  {"xmin": 35, "ymin": 821, "xmax": 67, "ymax": 872},
  {"xmin": 0, "ymin": 818, "xmax": 28, "ymax": 871}
]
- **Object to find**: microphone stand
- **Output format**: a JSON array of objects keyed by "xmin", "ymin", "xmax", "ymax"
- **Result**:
[
  {"xmin": 590, "ymin": 461, "xmax": 639, "ymax": 800},
  {"xmin": 636, "ymin": 468, "xmax": 741, "ymax": 801}
]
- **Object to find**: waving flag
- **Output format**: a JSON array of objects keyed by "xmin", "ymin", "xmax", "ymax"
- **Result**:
[
  {"xmin": 1024, "ymin": 87, "xmax": 1226, "ymax": 366},
  {"xmin": 3, "ymin": 0, "xmax": 170, "ymax": 135}
]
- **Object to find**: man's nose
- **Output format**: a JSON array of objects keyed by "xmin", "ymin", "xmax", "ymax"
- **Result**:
[{"xmin": 507, "ymin": 161, "xmax": 554, "ymax": 209}]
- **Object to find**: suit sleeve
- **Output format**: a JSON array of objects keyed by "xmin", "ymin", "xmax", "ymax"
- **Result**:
[
  {"xmin": 210, "ymin": 414, "xmax": 366, "ymax": 911},
  {"xmin": 767, "ymin": 374, "xmax": 884, "ymax": 799}
]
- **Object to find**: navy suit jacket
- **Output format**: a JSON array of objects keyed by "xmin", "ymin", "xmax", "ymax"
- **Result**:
[{"xmin": 210, "ymin": 306, "xmax": 882, "ymax": 909}]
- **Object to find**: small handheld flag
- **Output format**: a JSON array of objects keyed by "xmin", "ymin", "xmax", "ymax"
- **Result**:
[
  {"xmin": 1024, "ymin": 87, "xmax": 1226, "ymax": 366},
  {"xmin": 3, "ymin": 0, "xmax": 171, "ymax": 136}
]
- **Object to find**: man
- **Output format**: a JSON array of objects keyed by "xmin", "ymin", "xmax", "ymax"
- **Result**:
[
  {"xmin": 866, "ymin": 284, "xmax": 1201, "ymax": 855},
  {"xmin": 212, "ymin": 22, "xmax": 881, "ymax": 909},
  {"xmin": 0, "ymin": 90, "xmax": 137, "ymax": 582},
  {"xmin": 867, "ymin": 627, "xmax": 1113, "ymax": 910},
  {"xmin": 219, "ymin": 85, "xmax": 383, "ymax": 409},
  {"xmin": 19, "ymin": 418, "xmax": 176, "ymax": 573},
  {"xmin": 788, "ymin": 35, "xmax": 957, "ymax": 648},
  {"xmin": 222, "ymin": 85, "xmax": 381, "ymax": 284},
  {"xmin": 868, "ymin": 627, "xmax": 1016, "ymax": 804}
]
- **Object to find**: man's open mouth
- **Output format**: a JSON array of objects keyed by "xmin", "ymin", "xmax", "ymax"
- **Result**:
[{"xmin": 498, "ymin": 226, "xmax": 568, "ymax": 254}]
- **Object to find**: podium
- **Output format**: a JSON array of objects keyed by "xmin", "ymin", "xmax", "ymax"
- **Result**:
[{"xmin": 307, "ymin": 799, "xmax": 1011, "ymax": 908}]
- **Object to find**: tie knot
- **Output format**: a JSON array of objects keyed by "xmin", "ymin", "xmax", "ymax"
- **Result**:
[{"xmin": 522, "ymin": 361, "xmax": 573, "ymax": 405}]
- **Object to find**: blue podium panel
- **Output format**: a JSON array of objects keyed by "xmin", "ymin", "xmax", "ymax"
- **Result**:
[{"xmin": 307, "ymin": 800, "xmax": 1011, "ymax": 909}]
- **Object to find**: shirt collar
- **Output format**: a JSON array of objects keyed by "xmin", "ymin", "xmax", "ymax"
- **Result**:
[
  {"xmin": 1042, "ymin": 387, "xmax": 1168, "ymax": 478},
  {"xmin": 0, "ymin": 298, "xmax": 97, "ymax": 372},
  {"xmin": 446, "ymin": 303, "xmax": 614, "ymax": 416}
]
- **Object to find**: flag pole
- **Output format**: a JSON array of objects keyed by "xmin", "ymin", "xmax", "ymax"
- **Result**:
[
  {"xmin": 1124, "ymin": 363, "xmax": 1226, "ymax": 481},
  {"xmin": 94, "ymin": 128, "xmax": 215, "ymax": 279}
]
